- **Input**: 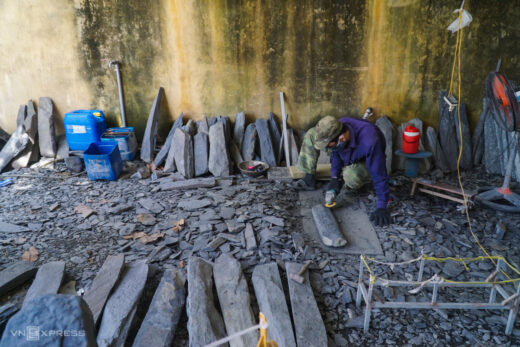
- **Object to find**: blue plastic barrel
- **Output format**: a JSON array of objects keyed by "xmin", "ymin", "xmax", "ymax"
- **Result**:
[
  {"xmin": 64, "ymin": 110, "xmax": 107, "ymax": 150},
  {"xmin": 83, "ymin": 141, "xmax": 123, "ymax": 181}
]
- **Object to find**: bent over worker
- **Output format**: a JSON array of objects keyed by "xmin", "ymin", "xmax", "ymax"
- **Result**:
[{"xmin": 293, "ymin": 116, "xmax": 392, "ymax": 226}]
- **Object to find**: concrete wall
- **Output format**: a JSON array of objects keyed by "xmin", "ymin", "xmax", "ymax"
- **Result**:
[{"xmin": 0, "ymin": 0, "xmax": 519, "ymax": 139}]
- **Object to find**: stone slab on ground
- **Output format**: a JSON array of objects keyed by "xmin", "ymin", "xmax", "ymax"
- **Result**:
[
  {"xmin": 244, "ymin": 223, "xmax": 257, "ymax": 250},
  {"xmin": 0, "ymin": 262, "xmax": 37, "ymax": 297},
  {"xmin": 233, "ymin": 111, "xmax": 246, "ymax": 151},
  {"xmin": 178, "ymin": 199, "xmax": 212, "ymax": 211},
  {"xmin": 97, "ymin": 262, "xmax": 149, "ymax": 347},
  {"xmin": 209, "ymin": 122, "xmax": 231, "ymax": 177},
  {"xmin": 241, "ymin": 123, "xmax": 257, "ymax": 162},
  {"xmin": 311, "ymin": 204, "xmax": 347, "ymax": 247},
  {"xmin": 37, "ymin": 97, "xmax": 57, "ymax": 158},
  {"xmin": 255, "ymin": 119, "xmax": 277, "ymax": 167},
  {"xmin": 285, "ymin": 262, "xmax": 327, "ymax": 347},
  {"xmin": 252, "ymin": 263, "xmax": 296, "ymax": 347},
  {"xmin": 141, "ymin": 87, "xmax": 164, "ymax": 163},
  {"xmin": 132, "ymin": 268, "xmax": 186, "ymax": 347},
  {"xmin": 158, "ymin": 177, "xmax": 216, "ymax": 191},
  {"xmin": 194, "ymin": 132, "xmax": 209, "ymax": 176},
  {"xmin": 154, "ymin": 112, "xmax": 184, "ymax": 167},
  {"xmin": 83, "ymin": 254, "xmax": 125, "ymax": 325},
  {"xmin": 0, "ymin": 221, "xmax": 30, "ymax": 233},
  {"xmin": 299, "ymin": 190, "xmax": 383, "ymax": 255},
  {"xmin": 23, "ymin": 261, "xmax": 65, "ymax": 306},
  {"xmin": 173, "ymin": 128, "xmax": 194, "ymax": 179},
  {"xmin": 187, "ymin": 257, "xmax": 227, "ymax": 347},
  {"xmin": 0, "ymin": 295, "xmax": 96, "ymax": 347}
]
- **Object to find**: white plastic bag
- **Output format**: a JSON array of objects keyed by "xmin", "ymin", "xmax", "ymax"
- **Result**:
[{"xmin": 447, "ymin": 9, "xmax": 472, "ymax": 33}]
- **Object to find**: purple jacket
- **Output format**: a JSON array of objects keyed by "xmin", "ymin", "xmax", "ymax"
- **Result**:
[{"xmin": 330, "ymin": 117, "xmax": 390, "ymax": 209}]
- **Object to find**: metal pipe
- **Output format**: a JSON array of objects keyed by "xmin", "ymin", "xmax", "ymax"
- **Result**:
[{"xmin": 109, "ymin": 60, "xmax": 127, "ymax": 127}]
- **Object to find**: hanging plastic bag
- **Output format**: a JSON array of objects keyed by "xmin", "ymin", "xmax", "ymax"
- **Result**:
[{"xmin": 447, "ymin": 9, "xmax": 472, "ymax": 33}]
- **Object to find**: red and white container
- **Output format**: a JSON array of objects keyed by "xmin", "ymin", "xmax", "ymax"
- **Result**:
[{"xmin": 402, "ymin": 125, "xmax": 420, "ymax": 154}]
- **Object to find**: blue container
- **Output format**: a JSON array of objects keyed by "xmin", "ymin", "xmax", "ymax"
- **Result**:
[
  {"xmin": 83, "ymin": 142, "xmax": 123, "ymax": 181},
  {"xmin": 100, "ymin": 127, "xmax": 137, "ymax": 161},
  {"xmin": 64, "ymin": 110, "xmax": 107, "ymax": 150}
]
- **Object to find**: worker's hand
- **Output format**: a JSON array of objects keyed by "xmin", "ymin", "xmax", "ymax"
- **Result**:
[
  {"xmin": 325, "ymin": 190, "xmax": 336, "ymax": 206},
  {"xmin": 370, "ymin": 208, "xmax": 391, "ymax": 226},
  {"xmin": 327, "ymin": 177, "xmax": 342, "ymax": 193}
]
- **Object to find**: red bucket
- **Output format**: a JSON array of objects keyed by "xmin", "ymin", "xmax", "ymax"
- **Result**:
[{"xmin": 402, "ymin": 125, "xmax": 420, "ymax": 154}]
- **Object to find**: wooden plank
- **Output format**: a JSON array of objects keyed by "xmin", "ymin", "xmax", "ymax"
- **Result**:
[
  {"xmin": 414, "ymin": 179, "xmax": 476, "ymax": 197},
  {"xmin": 418, "ymin": 188, "xmax": 467, "ymax": 205},
  {"xmin": 285, "ymin": 262, "xmax": 327, "ymax": 347}
]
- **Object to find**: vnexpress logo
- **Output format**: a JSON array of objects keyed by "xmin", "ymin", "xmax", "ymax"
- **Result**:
[{"xmin": 26, "ymin": 326, "xmax": 40, "ymax": 341}]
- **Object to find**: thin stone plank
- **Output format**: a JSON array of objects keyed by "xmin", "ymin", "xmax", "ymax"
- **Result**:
[
  {"xmin": 141, "ymin": 87, "xmax": 164, "ymax": 163},
  {"xmin": 23, "ymin": 261, "xmax": 65, "ymax": 306},
  {"xmin": 0, "ymin": 262, "xmax": 37, "ymax": 297},
  {"xmin": 158, "ymin": 177, "xmax": 216, "ymax": 191},
  {"xmin": 311, "ymin": 204, "xmax": 347, "ymax": 247},
  {"xmin": 154, "ymin": 112, "xmax": 184, "ymax": 167}
]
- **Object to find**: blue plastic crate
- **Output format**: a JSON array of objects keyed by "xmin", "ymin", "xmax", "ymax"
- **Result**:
[
  {"xmin": 83, "ymin": 142, "xmax": 123, "ymax": 181},
  {"xmin": 100, "ymin": 127, "xmax": 137, "ymax": 161},
  {"xmin": 64, "ymin": 110, "xmax": 107, "ymax": 150}
]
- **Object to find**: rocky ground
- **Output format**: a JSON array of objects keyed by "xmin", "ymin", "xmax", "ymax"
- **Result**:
[{"xmin": 1, "ymin": 162, "xmax": 520, "ymax": 346}]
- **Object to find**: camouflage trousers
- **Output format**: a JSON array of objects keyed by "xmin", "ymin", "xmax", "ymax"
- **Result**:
[{"xmin": 297, "ymin": 127, "xmax": 371, "ymax": 190}]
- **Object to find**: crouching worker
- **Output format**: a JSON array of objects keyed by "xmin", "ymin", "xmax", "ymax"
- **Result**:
[{"xmin": 292, "ymin": 116, "xmax": 392, "ymax": 226}]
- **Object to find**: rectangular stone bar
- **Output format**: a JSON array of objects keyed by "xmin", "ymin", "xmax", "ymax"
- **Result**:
[
  {"xmin": 23, "ymin": 261, "xmax": 65, "ymax": 306},
  {"xmin": 285, "ymin": 262, "xmax": 327, "ymax": 347},
  {"xmin": 0, "ymin": 262, "xmax": 37, "ymax": 297},
  {"xmin": 255, "ymin": 119, "xmax": 276, "ymax": 167},
  {"xmin": 311, "ymin": 204, "xmax": 347, "ymax": 247},
  {"xmin": 158, "ymin": 177, "xmax": 216, "ymax": 191}
]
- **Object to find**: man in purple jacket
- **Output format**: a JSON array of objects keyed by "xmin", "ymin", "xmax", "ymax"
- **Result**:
[{"xmin": 293, "ymin": 116, "xmax": 392, "ymax": 226}]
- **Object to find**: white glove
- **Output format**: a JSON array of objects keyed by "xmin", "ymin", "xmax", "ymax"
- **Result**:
[{"xmin": 325, "ymin": 190, "xmax": 336, "ymax": 205}]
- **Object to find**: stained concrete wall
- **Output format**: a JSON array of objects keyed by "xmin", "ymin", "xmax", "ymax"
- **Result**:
[{"xmin": 0, "ymin": 0, "xmax": 519, "ymax": 139}]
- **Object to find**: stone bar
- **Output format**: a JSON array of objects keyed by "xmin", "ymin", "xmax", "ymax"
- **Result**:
[
  {"xmin": 311, "ymin": 204, "xmax": 347, "ymax": 247},
  {"xmin": 141, "ymin": 87, "xmax": 164, "ymax": 163},
  {"xmin": 23, "ymin": 261, "xmax": 65, "ymax": 306},
  {"xmin": 0, "ymin": 262, "xmax": 37, "ymax": 297}
]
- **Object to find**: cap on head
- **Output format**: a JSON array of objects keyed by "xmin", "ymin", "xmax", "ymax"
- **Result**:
[{"xmin": 314, "ymin": 116, "xmax": 343, "ymax": 150}]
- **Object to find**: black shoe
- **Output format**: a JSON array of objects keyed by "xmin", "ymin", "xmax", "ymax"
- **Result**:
[{"xmin": 291, "ymin": 173, "xmax": 316, "ymax": 191}]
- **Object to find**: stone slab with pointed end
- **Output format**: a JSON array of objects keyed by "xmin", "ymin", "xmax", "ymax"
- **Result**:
[
  {"xmin": 187, "ymin": 257, "xmax": 226, "ymax": 347},
  {"xmin": 173, "ymin": 128, "xmax": 194, "ymax": 179},
  {"xmin": 194, "ymin": 132, "xmax": 209, "ymax": 176},
  {"xmin": 12, "ymin": 100, "xmax": 39, "ymax": 169},
  {"xmin": 97, "ymin": 262, "xmax": 149, "ymax": 347},
  {"xmin": 141, "ymin": 87, "xmax": 164, "ymax": 163},
  {"xmin": 241, "ymin": 124, "xmax": 257, "ymax": 162},
  {"xmin": 252, "ymin": 263, "xmax": 296, "ymax": 347},
  {"xmin": 154, "ymin": 112, "xmax": 184, "ymax": 167},
  {"xmin": 287, "ymin": 129, "xmax": 300, "ymax": 166},
  {"xmin": 268, "ymin": 113, "xmax": 282, "ymax": 164},
  {"xmin": 209, "ymin": 122, "xmax": 231, "ymax": 177},
  {"xmin": 285, "ymin": 262, "xmax": 327, "ymax": 347},
  {"xmin": 163, "ymin": 133, "xmax": 177, "ymax": 173},
  {"xmin": 453, "ymin": 103, "xmax": 473, "ymax": 170},
  {"xmin": 38, "ymin": 97, "xmax": 57, "ymax": 158},
  {"xmin": 0, "ymin": 126, "xmax": 30, "ymax": 172},
  {"xmin": 426, "ymin": 126, "xmax": 449, "ymax": 172},
  {"xmin": 375, "ymin": 116, "xmax": 394, "ymax": 175},
  {"xmin": 311, "ymin": 204, "xmax": 347, "ymax": 247},
  {"xmin": 438, "ymin": 91, "xmax": 458, "ymax": 172},
  {"xmin": 197, "ymin": 116, "xmax": 209, "ymax": 134},
  {"xmin": 23, "ymin": 261, "xmax": 65, "ymax": 306},
  {"xmin": 132, "ymin": 268, "xmax": 186, "ymax": 347},
  {"xmin": 158, "ymin": 177, "xmax": 216, "ymax": 191},
  {"xmin": 83, "ymin": 254, "xmax": 125, "ymax": 325},
  {"xmin": 214, "ymin": 254, "xmax": 257, "ymax": 347},
  {"xmin": 244, "ymin": 223, "xmax": 257, "ymax": 250},
  {"xmin": 233, "ymin": 111, "xmax": 246, "ymax": 151},
  {"xmin": 0, "ymin": 262, "xmax": 37, "ymax": 297},
  {"xmin": 255, "ymin": 119, "xmax": 276, "ymax": 167}
]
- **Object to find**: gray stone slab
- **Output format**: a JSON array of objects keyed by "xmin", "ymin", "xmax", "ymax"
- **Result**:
[
  {"xmin": 132, "ymin": 269, "xmax": 186, "ymax": 347},
  {"xmin": 230, "ymin": 140, "xmax": 243, "ymax": 167},
  {"xmin": 37, "ymin": 97, "xmax": 57, "ymax": 158},
  {"xmin": 0, "ymin": 126, "xmax": 30, "ymax": 172},
  {"xmin": 285, "ymin": 262, "xmax": 327, "ymax": 347},
  {"xmin": 375, "ymin": 115, "xmax": 394, "ymax": 175},
  {"xmin": 244, "ymin": 223, "xmax": 257, "ymax": 250},
  {"xmin": 158, "ymin": 177, "xmax": 216, "ymax": 191},
  {"xmin": 24, "ymin": 261, "xmax": 65, "ymax": 306},
  {"xmin": 56, "ymin": 134, "xmax": 70, "ymax": 159},
  {"xmin": 164, "ymin": 131, "xmax": 177, "ymax": 173},
  {"xmin": 233, "ymin": 111, "xmax": 246, "ymax": 151},
  {"xmin": 197, "ymin": 116, "xmax": 209, "ymax": 134},
  {"xmin": 252, "ymin": 263, "xmax": 296, "ymax": 347},
  {"xmin": 97, "ymin": 262, "xmax": 149, "ymax": 347},
  {"xmin": 208, "ymin": 116, "xmax": 218, "ymax": 127},
  {"xmin": 178, "ymin": 199, "xmax": 212, "ymax": 211},
  {"xmin": 187, "ymin": 257, "xmax": 226, "ymax": 347},
  {"xmin": 311, "ymin": 204, "xmax": 347, "ymax": 247},
  {"xmin": 138, "ymin": 198, "xmax": 164, "ymax": 214},
  {"xmin": 173, "ymin": 128, "xmax": 194, "ymax": 179},
  {"xmin": 12, "ymin": 100, "xmax": 39, "ymax": 169},
  {"xmin": 83, "ymin": 254, "xmax": 125, "ymax": 325},
  {"xmin": 484, "ymin": 105, "xmax": 501, "ymax": 174},
  {"xmin": 16, "ymin": 104, "xmax": 27, "ymax": 128},
  {"xmin": 300, "ymin": 190, "xmax": 383, "ymax": 255},
  {"xmin": 0, "ymin": 295, "xmax": 96, "ymax": 347},
  {"xmin": 453, "ymin": 103, "xmax": 473, "ymax": 170},
  {"xmin": 264, "ymin": 216, "xmax": 284, "ymax": 227},
  {"xmin": 241, "ymin": 123, "xmax": 257, "ymax": 162},
  {"xmin": 0, "ymin": 262, "xmax": 37, "ymax": 297},
  {"xmin": 0, "ymin": 221, "xmax": 29, "ymax": 233},
  {"xmin": 214, "ymin": 254, "xmax": 258, "ymax": 347},
  {"xmin": 141, "ymin": 87, "xmax": 164, "ymax": 163},
  {"xmin": 287, "ymin": 129, "xmax": 300, "ymax": 166},
  {"xmin": 268, "ymin": 113, "xmax": 282, "ymax": 164},
  {"xmin": 183, "ymin": 119, "xmax": 197, "ymax": 136},
  {"xmin": 209, "ymin": 122, "xmax": 231, "ymax": 177},
  {"xmin": 438, "ymin": 91, "xmax": 458, "ymax": 172},
  {"xmin": 220, "ymin": 116, "xmax": 232, "ymax": 144},
  {"xmin": 255, "ymin": 119, "xmax": 276, "ymax": 167},
  {"xmin": 194, "ymin": 132, "xmax": 209, "ymax": 176},
  {"xmin": 154, "ymin": 112, "xmax": 184, "ymax": 167},
  {"xmin": 473, "ymin": 98, "xmax": 488, "ymax": 166},
  {"xmin": 425, "ymin": 126, "xmax": 449, "ymax": 172}
]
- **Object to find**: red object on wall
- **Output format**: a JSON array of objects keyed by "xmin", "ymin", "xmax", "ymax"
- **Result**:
[{"xmin": 402, "ymin": 125, "xmax": 420, "ymax": 154}]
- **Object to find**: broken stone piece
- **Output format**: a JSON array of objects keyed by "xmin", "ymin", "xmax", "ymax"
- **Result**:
[
  {"xmin": 154, "ymin": 112, "xmax": 184, "ymax": 168},
  {"xmin": 0, "ymin": 262, "xmax": 37, "ymax": 297},
  {"xmin": 23, "ymin": 261, "xmax": 65, "ymax": 306},
  {"xmin": 141, "ymin": 87, "xmax": 164, "ymax": 163},
  {"xmin": 311, "ymin": 204, "xmax": 347, "ymax": 247},
  {"xmin": 37, "ymin": 97, "xmax": 57, "ymax": 158}
]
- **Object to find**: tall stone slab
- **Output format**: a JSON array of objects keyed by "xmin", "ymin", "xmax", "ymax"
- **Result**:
[
  {"xmin": 97, "ymin": 262, "xmax": 149, "ymax": 347},
  {"xmin": 197, "ymin": 115, "xmax": 209, "ymax": 134},
  {"xmin": 141, "ymin": 87, "xmax": 164, "ymax": 163},
  {"xmin": 23, "ymin": 261, "xmax": 65, "ymax": 306},
  {"xmin": 285, "ymin": 262, "xmax": 327, "ymax": 347},
  {"xmin": 241, "ymin": 124, "xmax": 257, "ymax": 162},
  {"xmin": 173, "ymin": 128, "xmax": 194, "ymax": 179},
  {"xmin": 213, "ymin": 254, "xmax": 257, "ymax": 347},
  {"xmin": 287, "ymin": 129, "xmax": 300, "ymax": 166},
  {"xmin": 438, "ymin": 91, "xmax": 459, "ymax": 171},
  {"xmin": 233, "ymin": 111, "xmax": 246, "ymax": 151},
  {"xmin": 187, "ymin": 257, "xmax": 227, "ymax": 347},
  {"xmin": 37, "ymin": 97, "xmax": 57, "ymax": 158},
  {"xmin": 219, "ymin": 116, "xmax": 232, "ymax": 145},
  {"xmin": 473, "ymin": 98, "xmax": 488, "ymax": 166},
  {"xmin": 252, "ymin": 263, "xmax": 296, "ymax": 347},
  {"xmin": 0, "ymin": 126, "xmax": 30, "ymax": 172},
  {"xmin": 425, "ymin": 127, "xmax": 449, "ymax": 172},
  {"xmin": 268, "ymin": 112, "xmax": 282, "ymax": 164},
  {"xmin": 164, "ymin": 135, "xmax": 177, "ymax": 173},
  {"xmin": 453, "ymin": 103, "xmax": 473, "ymax": 170},
  {"xmin": 407, "ymin": 118, "xmax": 432, "ymax": 174},
  {"xmin": 194, "ymin": 132, "xmax": 209, "ymax": 176},
  {"xmin": 209, "ymin": 122, "xmax": 231, "ymax": 177},
  {"xmin": 83, "ymin": 254, "xmax": 125, "ymax": 325},
  {"xmin": 154, "ymin": 112, "xmax": 184, "ymax": 167},
  {"xmin": 255, "ymin": 119, "xmax": 277, "ymax": 167},
  {"xmin": 484, "ymin": 110, "xmax": 501, "ymax": 174},
  {"xmin": 375, "ymin": 115, "xmax": 394, "ymax": 175},
  {"xmin": 133, "ymin": 269, "xmax": 186, "ymax": 347},
  {"xmin": 393, "ymin": 123, "xmax": 405, "ymax": 171},
  {"xmin": 12, "ymin": 100, "xmax": 39, "ymax": 169}
]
